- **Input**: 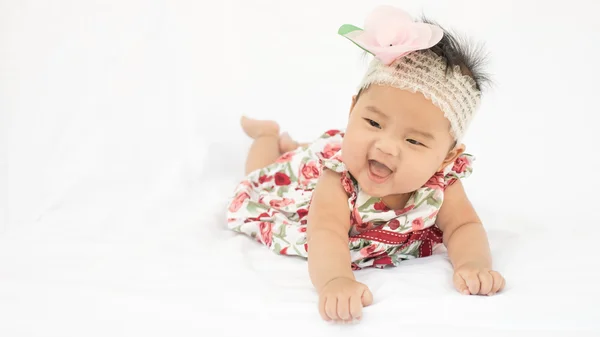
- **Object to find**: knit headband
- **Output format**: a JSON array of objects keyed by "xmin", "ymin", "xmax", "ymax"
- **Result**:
[{"xmin": 339, "ymin": 5, "xmax": 481, "ymax": 142}]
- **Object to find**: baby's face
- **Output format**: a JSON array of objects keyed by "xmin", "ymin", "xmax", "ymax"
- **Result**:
[{"xmin": 342, "ymin": 84, "xmax": 462, "ymax": 198}]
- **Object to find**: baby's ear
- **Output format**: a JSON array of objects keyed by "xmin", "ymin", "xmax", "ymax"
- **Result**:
[{"xmin": 439, "ymin": 143, "xmax": 465, "ymax": 171}]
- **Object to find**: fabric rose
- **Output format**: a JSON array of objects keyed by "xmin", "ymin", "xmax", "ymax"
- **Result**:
[
  {"xmin": 274, "ymin": 172, "xmax": 291, "ymax": 186},
  {"xmin": 321, "ymin": 142, "xmax": 341, "ymax": 159},
  {"xmin": 300, "ymin": 161, "xmax": 320, "ymax": 181},
  {"xmin": 412, "ymin": 218, "xmax": 424, "ymax": 231},
  {"xmin": 338, "ymin": 5, "xmax": 444, "ymax": 65},
  {"xmin": 228, "ymin": 191, "xmax": 250, "ymax": 212},
  {"xmin": 269, "ymin": 198, "xmax": 294, "ymax": 208},
  {"xmin": 259, "ymin": 222, "xmax": 273, "ymax": 247},
  {"xmin": 452, "ymin": 156, "xmax": 469, "ymax": 174}
]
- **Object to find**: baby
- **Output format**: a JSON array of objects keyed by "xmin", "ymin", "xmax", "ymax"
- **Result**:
[{"xmin": 226, "ymin": 5, "xmax": 505, "ymax": 323}]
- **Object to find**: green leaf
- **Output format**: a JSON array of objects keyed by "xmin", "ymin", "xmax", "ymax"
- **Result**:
[
  {"xmin": 286, "ymin": 162, "xmax": 297, "ymax": 182},
  {"xmin": 358, "ymin": 197, "xmax": 379, "ymax": 212},
  {"xmin": 337, "ymin": 24, "xmax": 373, "ymax": 55},
  {"xmin": 278, "ymin": 223, "xmax": 287, "ymax": 238},
  {"xmin": 274, "ymin": 242, "xmax": 281, "ymax": 254}
]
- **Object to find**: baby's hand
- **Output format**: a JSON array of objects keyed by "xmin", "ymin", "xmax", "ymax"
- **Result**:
[
  {"xmin": 453, "ymin": 264, "xmax": 505, "ymax": 296},
  {"xmin": 318, "ymin": 277, "xmax": 373, "ymax": 323}
]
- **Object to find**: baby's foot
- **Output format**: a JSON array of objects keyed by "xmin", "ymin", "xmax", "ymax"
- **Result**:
[
  {"xmin": 279, "ymin": 132, "xmax": 300, "ymax": 153},
  {"xmin": 240, "ymin": 116, "xmax": 280, "ymax": 139}
]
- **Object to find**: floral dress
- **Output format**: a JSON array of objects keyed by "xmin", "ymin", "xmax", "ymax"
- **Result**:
[{"xmin": 226, "ymin": 129, "xmax": 474, "ymax": 269}]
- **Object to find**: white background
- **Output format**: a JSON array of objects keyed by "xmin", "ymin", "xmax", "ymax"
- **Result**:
[{"xmin": 2, "ymin": 0, "xmax": 600, "ymax": 336}]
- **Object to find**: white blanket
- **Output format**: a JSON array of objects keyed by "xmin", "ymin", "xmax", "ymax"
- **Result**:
[{"xmin": 2, "ymin": 0, "xmax": 599, "ymax": 336}]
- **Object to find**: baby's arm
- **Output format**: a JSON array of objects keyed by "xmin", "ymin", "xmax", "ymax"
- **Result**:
[
  {"xmin": 436, "ymin": 180, "xmax": 505, "ymax": 295},
  {"xmin": 307, "ymin": 168, "xmax": 353, "ymax": 289},
  {"xmin": 307, "ymin": 169, "xmax": 373, "ymax": 321}
]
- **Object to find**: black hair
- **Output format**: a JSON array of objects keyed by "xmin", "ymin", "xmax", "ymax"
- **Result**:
[{"xmin": 421, "ymin": 16, "xmax": 491, "ymax": 92}]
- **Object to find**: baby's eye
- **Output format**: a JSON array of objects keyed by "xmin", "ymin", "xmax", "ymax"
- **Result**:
[
  {"xmin": 364, "ymin": 118, "xmax": 381, "ymax": 129},
  {"xmin": 406, "ymin": 139, "xmax": 423, "ymax": 146}
]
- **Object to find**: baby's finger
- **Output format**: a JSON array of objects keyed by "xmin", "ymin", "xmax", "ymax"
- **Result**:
[
  {"xmin": 453, "ymin": 272, "xmax": 470, "ymax": 295},
  {"xmin": 361, "ymin": 287, "xmax": 374, "ymax": 307},
  {"xmin": 319, "ymin": 295, "xmax": 330, "ymax": 321},
  {"xmin": 490, "ymin": 271, "xmax": 505, "ymax": 294},
  {"xmin": 464, "ymin": 272, "xmax": 481, "ymax": 295},
  {"xmin": 349, "ymin": 294, "xmax": 363, "ymax": 320},
  {"xmin": 325, "ymin": 297, "xmax": 339, "ymax": 321},
  {"xmin": 478, "ymin": 271, "xmax": 493, "ymax": 295},
  {"xmin": 336, "ymin": 296, "xmax": 351, "ymax": 321}
]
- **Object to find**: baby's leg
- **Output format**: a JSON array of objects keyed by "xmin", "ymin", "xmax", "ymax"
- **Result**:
[{"xmin": 241, "ymin": 116, "xmax": 284, "ymax": 175}]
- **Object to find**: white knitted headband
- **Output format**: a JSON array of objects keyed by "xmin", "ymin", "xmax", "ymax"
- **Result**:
[
  {"xmin": 358, "ymin": 50, "xmax": 481, "ymax": 141},
  {"xmin": 339, "ymin": 5, "xmax": 481, "ymax": 141}
]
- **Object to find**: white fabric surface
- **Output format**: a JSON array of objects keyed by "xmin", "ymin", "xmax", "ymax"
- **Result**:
[{"xmin": 2, "ymin": 0, "xmax": 600, "ymax": 336}]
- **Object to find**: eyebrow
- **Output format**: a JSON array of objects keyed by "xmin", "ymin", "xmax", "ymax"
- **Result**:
[
  {"xmin": 406, "ymin": 127, "xmax": 436, "ymax": 141},
  {"xmin": 365, "ymin": 105, "xmax": 388, "ymax": 119}
]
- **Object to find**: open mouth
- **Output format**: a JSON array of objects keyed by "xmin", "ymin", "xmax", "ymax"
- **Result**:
[{"xmin": 368, "ymin": 160, "xmax": 393, "ymax": 183}]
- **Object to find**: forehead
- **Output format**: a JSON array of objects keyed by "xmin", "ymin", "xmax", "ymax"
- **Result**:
[{"xmin": 358, "ymin": 85, "xmax": 450, "ymax": 129}]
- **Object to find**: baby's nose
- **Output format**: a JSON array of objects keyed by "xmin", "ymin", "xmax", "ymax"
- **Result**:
[{"xmin": 375, "ymin": 138, "xmax": 399, "ymax": 157}]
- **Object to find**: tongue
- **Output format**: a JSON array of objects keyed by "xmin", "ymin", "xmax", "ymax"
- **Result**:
[{"xmin": 369, "ymin": 160, "xmax": 392, "ymax": 177}]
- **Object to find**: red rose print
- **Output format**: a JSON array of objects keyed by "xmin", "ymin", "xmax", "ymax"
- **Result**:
[
  {"xmin": 359, "ymin": 244, "xmax": 378, "ymax": 257},
  {"xmin": 269, "ymin": 198, "xmax": 294, "ymax": 208},
  {"xmin": 259, "ymin": 222, "xmax": 273, "ymax": 247},
  {"xmin": 300, "ymin": 161, "xmax": 320, "ymax": 180},
  {"xmin": 395, "ymin": 204, "xmax": 415, "ymax": 215},
  {"xmin": 274, "ymin": 172, "xmax": 291, "ymax": 186},
  {"xmin": 373, "ymin": 200, "xmax": 389, "ymax": 211},
  {"xmin": 424, "ymin": 172, "xmax": 445, "ymax": 190},
  {"xmin": 228, "ymin": 192, "xmax": 250, "ymax": 212},
  {"xmin": 452, "ymin": 156, "xmax": 469, "ymax": 174},
  {"xmin": 341, "ymin": 174, "xmax": 354, "ymax": 194},
  {"xmin": 321, "ymin": 142, "xmax": 342, "ymax": 159},
  {"xmin": 297, "ymin": 208, "xmax": 308, "ymax": 219},
  {"xmin": 258, "ymin": 175, "xmax": 274, "ymax": 184},
  {"xmin": 304, "ymin": 243, "xmax": 308, "ymax": 252},
  {"xmin": 412, "ymin": 218, "xmax": 424, "ymax": 231},
  {"xmin": 325, "ymin": 130, "xmax": 340, "ymax": 137},
  {"xmin": 280, "ymin": 247, "xmax": 288, "ymax": 255},
  {"xmin": 388, "ymin": 219, "xmax": 400, "ymax": 230},
  {"xmin": 276, "ymin": 152, "xmax": 294, "ymax": 163}
]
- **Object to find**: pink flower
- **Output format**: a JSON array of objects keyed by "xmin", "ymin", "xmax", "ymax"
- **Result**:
[
  {"xmin": 424, "ymin": 172, "xmax": 445, "ymax": 190},
  {"xmin": 276, "ymin": 152, "xmax": 294, "ymax": 163},
  {"xmin": 388, "ymin": 219, "xmax": 400, "ymax": 230},
  {"xmin": 297, "ymin": 208, "xmax": 308, "ymax": 219},
  {"xmin": 259, "ymin": 222, "xmax": 273, "ymax": 247},
  {"xmin": 300, "ymin": 161, "xmax": 320, "ymax": 180},
  {"xmin": 412, "ymin": 218, "xmax": 424, "ymax": 231},
  {"xmin": 325, "ymin": 130, "xmax": 341, "ymax": 137},
  {"xmin": 321, "ymin": 142, "xmax": 341, "ymax": 159},
  {"xmin": 359, "ymin": 245, "xmax": 378, "ymax": 257},
  {"xmin": 298, "ymin": 226, "xmax": 307, "ymax": 233},
  {"xmin": 452, "ymin": 156, "xmax": 469, "ymax": 174},
  {"xmin": 228, "ymin": 192, "xmax": 250, "ymax": 212},
  {"xmin": 269, "ymin": 198, "xmax": 294, "ymax": 208},
  {"xmin": 274, "ymin": 172, "xmax": 291, "ymax": 186},
  {"xmin": 258, "ymin": 175, "xmax": 273, "ymax": 184},
  {"xmin": 341, "ymin": 174, "xmax": 354, "ymax": 194},
  {"xmin": 339, "ymin": 5, "xmax": 444, "ymax": 65}
]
